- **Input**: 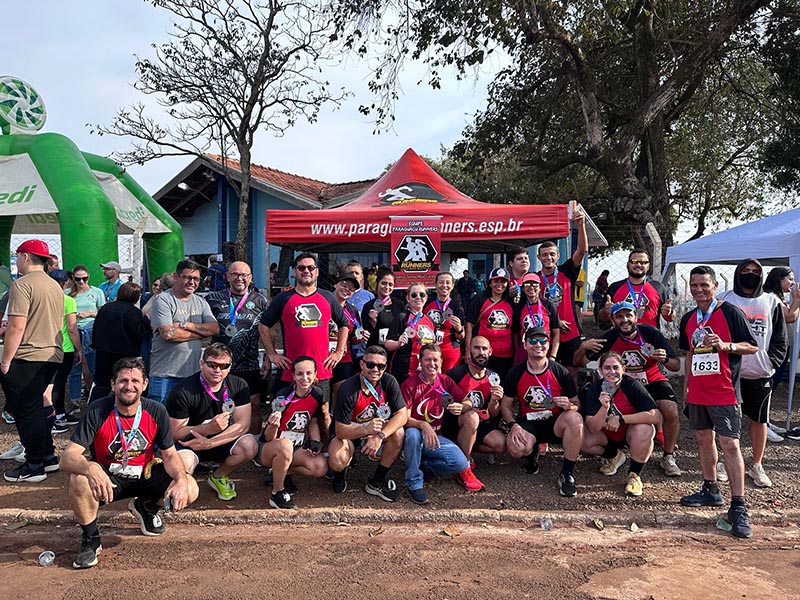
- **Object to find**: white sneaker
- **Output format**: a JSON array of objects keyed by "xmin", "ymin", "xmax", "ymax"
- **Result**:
[
  {"xmin": 716, "ymin": 461, "xmax": 729, "ymax": 483},
  {"xmin": 766, "ymin": 428, "xmax": 784, "ymax": 443},
  {"xmin": 14, "ymin": 451, "xmax": 27, "ymax": 464},
  {"xmin": 748, "ymin": 463, "xmax": 773, "ymax": 488},
  {"xmin": 768, "ymin": 422, "xmax": 787, "ymax": 435},
  {"xmin": 659, "ymin": 453, "xmax": 682, "ymax": 477},
  {"xmin": 0, "ymin": 441, "xmax": 25, "ymax": 460}
]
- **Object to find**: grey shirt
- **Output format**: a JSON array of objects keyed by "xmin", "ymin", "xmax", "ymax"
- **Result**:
[{"xmin": 149, "ymin": 290, "xmax": 216, "ymax": 378}]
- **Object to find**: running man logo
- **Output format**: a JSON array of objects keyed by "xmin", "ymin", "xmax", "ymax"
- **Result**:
[
  {"xmin": 488, "ymin": 309, "xmax": 510, "ymax": 329},
  {"xmin": 394, "ymin": 234, "xmax": 437, "ymax": 272},
  {"xmin": 621, "ymin": 350, "xmax": 646, "ymax": 370},
  {"xmin": 524, "ymin": 386, "xmax": 551, "ymax": 409},
  {"xmin": 544, "ymin": 283, "xmax": 565, "ymax": 305},
  {"xmin": 295, "ymin": 304, "xmax": 322, "ymax": 327},
  {"xmin": 108, "ymin": 429, "xmax": 149, "ymax": 461},
  {"xmin": 465, "ymin": 390, "xmax": 485, "ymax": 408},
  {"xmin": 522, "ymin": 313, "xmax": 544, "ymax": 329},
  {"xmin": 286, "ymin": 410, "xmax": 311, "ymax": 433},
  {"xmin": 375, "ymin": 182, "xmax": 453, "ymax": 206},
  {"xmin": 354, "ymin": 402, "xmax": 378, "ymax": 423},
  {"xmin": 417, "ymin": 324, "xmax": 436, "ymax": 344}
]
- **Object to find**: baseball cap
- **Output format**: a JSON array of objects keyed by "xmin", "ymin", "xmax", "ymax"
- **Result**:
[
  {"xmin": 337, "ymin": 273, "xmax": 360, "ymax": 289},
  {"xmin": 48, "ymin": 269, "xmax": 69, "ymax": 285},
  {"xmin": 100, "ymin": 261, "xmax": 122, "ymax": 271},
  {"xmin": 16, "ymin": 239, "xmax": 50, "ymax": 258},
  {"xmin": 489, "ymin": 267, "xmax": 510, "ymax": 281},
  {"xmin": 611, "ymin": 301, "xmax": 637, "ymax": 316},
  {"xmin": 524, "ymin": 326, "xmax": 549, "ymax": 341},
  {"xmin": 522, "ymin": 273, "xmax": 541, "ymax": 285}
]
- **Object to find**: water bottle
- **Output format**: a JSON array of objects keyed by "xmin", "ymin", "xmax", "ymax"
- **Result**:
[
  {"xmin": 38, "ymin": 551, "xmax": 55, "ymax": 566},
  {"xmin": 540, "ymin": 517, "xmax": 553, "ymax": 531}
]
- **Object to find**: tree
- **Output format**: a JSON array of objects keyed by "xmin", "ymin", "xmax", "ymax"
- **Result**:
[
  {"xmin": 334, "ymin": 0, "xmax": 779, "ymax": 257},
  {"xmin": 93, "ymin": 0, "xmax": 346, "ymax": 261}
]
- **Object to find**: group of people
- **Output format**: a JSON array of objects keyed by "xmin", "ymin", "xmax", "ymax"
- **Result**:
[{"xmin": 1, "ymin": 223, "xmax": 796, "ymax": 569}]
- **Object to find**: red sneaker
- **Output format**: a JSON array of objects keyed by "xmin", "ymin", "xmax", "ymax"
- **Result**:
[
  {"xmin": 539, "ymin": 443, "xmax": 549, "ymax": 456},
  {"xmin": 654, "ymin": 429, "xmax": 665, "ymax": 449},
  {"xmin": 457, "ymin": 465, "xmax": 485, "ymax": 492}
]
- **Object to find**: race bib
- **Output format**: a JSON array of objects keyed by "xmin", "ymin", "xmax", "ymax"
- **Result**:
[
  {"xmin": 628, "ymin": 371, "xmax": 649, "ymax": 385},
  {"xmin": 109, "ymin": 463, "xmax": 143, "ymax": 479},
  {"xmin": 329, "ymin": 341, "xmax": 337, "ymax": 353},
  {"xmin": 527, "ymin": 409, "xmax": 553, "ymax": 421},
  {"xmin": 378, "ymin": 328, "xmax": 388, "ymax": 344},
  {"xmin": 691, "ymin": 352, "xmax": 720, "ymax": 376},
  {"xmin": 436, "ymin": 330, "xmax": 445, "ymax": 345},
  {"xmin": 280, "ymin": 430, "xmax": 306, "ymax": 447}
]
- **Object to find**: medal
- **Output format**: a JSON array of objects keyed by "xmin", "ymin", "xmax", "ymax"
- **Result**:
[
  {"xmin": 373, "ymin": 300, "xmax": 385, "ymax": 312},
  {"xmin": 377, "ymin": 404, "xmax": 391, "ymax": 419},
  {"xmin": 404, "ymin": 326, "xmax": 416, "ymax": 338},
  {"xmin": 222, "ymin": 401, "xmax": 235, "ymax": 414},
  {"xmin": 271, "ymin": 396, "xmax": 288, "ymax": 413},
  {"xmin": 122, "ymin": 455, "xmax": 129, "ymax": 469},
  {"xmin": 227, "ymin": 290, "xmax": 250, "ymax": 335},
  {"xmin": 354, "ymin": 327, "xmax": 365, "ymax": 341},
  {"xmin": 636, "ymin": 306, "xmax": 645, "ymax": 318},
  {"xmin": 601, "ymin": 380, "xmax": 617, "ymax": 395},
  {"xmin": 443, "ymin": 308, "xmax": 453, "ymax": 320},
  {"xmin": 640, "ymin": 343, "xmax": 655, "ymax": 357},
  {"xmin": 114, "ymin": 403, "xmax": 142, "ymax": 471},
  {"xmin": 692, "ymin": 328, "xmax": 708, "ymax": 348},
  {"xmin": 441, "ymin": 392, "xmax": 454, "ymax": 408},
  {"xmin": 488, "ymin": 371, "xmax": 501, "ymax": 387},
  {"xmin": 542, "ymin": 395, "xmax": 555, "ymax": 409},
  {"xmin": 224, "ymin": 324, "xmax": 237, "ymax": 337}
]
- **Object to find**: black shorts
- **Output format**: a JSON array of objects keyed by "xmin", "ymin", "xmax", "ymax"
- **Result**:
[
  {"xmin": 232, "ymin": 370, "xmax": 269, "ymax": 399},
  {"xmin": 645, "ymin": 379, "xmax": 676, "ymax": 402},
  {"xmin": 556, "ymin": 337, "xmax": 582, "ymax": 368},
  {"xmin": 516, "ymin": 414, "xmax": 563, "ymax": 444},
  {"xmin": 740, "ymin": 378, "xmax": 772, "ymax": 423},
  {"xmin": 332, "ymin": 361, "xmax": 357, "ymax": 384},
  {"xmin": 106, "ymin": 463, "xmax": 172, "ymax": 504},
  {"xmin": 687, "ymin": 403, "xmax": 741, "ymax": 438},
  {"xmin": 177, "ymin": 438, "xmax": 240, "ymax": 463},
  {"xmin": 475, "ymin": 419, "xmax": 501, "ymax": 446}
]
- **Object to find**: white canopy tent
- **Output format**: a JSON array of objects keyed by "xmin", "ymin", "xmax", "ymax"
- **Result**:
[{"xmin": 662, "ymin": 207, "xmax": 800, "ymax": 428}]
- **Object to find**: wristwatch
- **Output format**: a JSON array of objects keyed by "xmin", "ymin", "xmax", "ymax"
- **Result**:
[
  {"xmin": 376, "ymin": 431, "xmax": 386, "ymax": 441},
  {"xmin": 729, "ymin": 343, "xmax": 737, "ymax": 354},
  {"xmin": 618, "ymin": 414, "xmax": 626, "ymax": 425}
]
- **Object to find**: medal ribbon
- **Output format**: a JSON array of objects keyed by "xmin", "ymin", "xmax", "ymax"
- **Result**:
[
  {"xmin": 695, "ymin": 298, "xmax": 718, "ymax": 329},
  {"xmin": 529, "ymin": 368, "xmax": 552, "ymax": 397},
  {"xmin": 114, "ymin": 403, "xmax": 142, "ymax": 464},
  {"xmin": 541, "ymin": 267, "xmax": 560, "ymax": 298},
  {"xmin": 361, "ymin": 376, "xmax": 386, "ymax": 409},
  {"xmin": 626, "ymin": 279, "xmax": 646, "ymax": 309},
  {"xmin": 408, "ymin": 311, "xmax": 422, "ymax": 330},
  {"xmin": 526, "ymin": 300, "xmax": 544, "ymax": 326},
  {"xmin": 228, "ymin": 290, "xmax": 250, "ymax": 326},
  {"xmin": 343, "ymin": 302, "xmax": 362, "ymax": 329},
  {"xmin": 199, "ymin": 373, "xmax": 232, "ymax": 409}
]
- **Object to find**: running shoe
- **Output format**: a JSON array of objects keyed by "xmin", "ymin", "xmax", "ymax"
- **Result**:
[
  {"xmin": 558, "ymin": 473, "xmax": 577, "ymax": 497},
  {"xmin": 331, "ymin": 469, "xmax": 348, "ymax": 494},
  {"xmin": 269, "ymin": 490, "xmax": 297, "ymax": 509},
  {"xmin": 716, "ymin": 461, "xmax": 729, "ymax": 482},
  {"xmin": 4, "ymin": 463, "xmax": 47, "ymax": 483},
  {"xmin": 728, "ymin": 504, "xmax": 753, "ymax": 538},
  {"xmin": 1, "ymin": 410, "xmax": 14, "ymax": 424},
  {"xmin": 408, "ymin": 487, "xmax": 429, "ymax": 505},
  {"xmin": 457, "ymin": 465, "xmax": 484, "ymax": 492},
  {"xmin": 747, "ymin": 463, "xmax": 773, "ymax": 488},
  {"xmin": 72, "ymin": 534, "xmax": 102, "ymax": 569},
  {"xmin": 365, "ymin": 478, "xmax": 398, "ymax": 502},
  {"xmin": 625, "ymin": 472, "xmax": 643, "ymax": 496},
  {"xmin": 680, "ymin": 485, "xmax": 724, "ymax": 507},
  {"xmin": 128, "ymin": 497, "xmax": 165, "ymax": 536},
  {"xmin": 600, "ymin": 449, "xmax": 626, "ymax": 476},
  {"xmin": 659, "ymin": 454, "xmax": 682, "ymax": 477},
  {"xmin": 208, "ymin": 473, "xmax": 237, "ymax": 501},
  {"xmin": 0, "ymin": 441, "xmax": 24, "ymax": 460},
  {"xmin": 766, "ymin": 428, "xmax": 784, "ymax": 443}
]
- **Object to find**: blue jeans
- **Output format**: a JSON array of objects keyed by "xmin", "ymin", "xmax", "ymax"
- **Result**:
[
  {"xmin": 404, "ymin": 427, "xmax": 469, "ymax": 491},
  {"xmin": 68, "ymin": 322, "xmax": 96, "ymax": 403},
  {"xmin": 148, "ymin": 376, "xmax": 180, "ymax": 405}
]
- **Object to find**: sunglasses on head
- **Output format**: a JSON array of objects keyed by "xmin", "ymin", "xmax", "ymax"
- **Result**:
[
  {"xmin": 526, "ymin": 337, "xmax": 549, "ymax": 346},
  {"xmin": 296, "ymin": 264, "xmax": 317, "ymax": 272},
  {"xmin": 364, "ymin": 360, "xmax": 387, "ymax": 371},
  {"xmin": 409, "ymin": 291, "xmax": 427, "ymax": 299},
  {"xmin": 629, "ymin": 259, "xmax": 650, "ymax": 265},
  {"xmin": 204, "ymin": 360, "xmax": 232, "ymax": 370},
  {"xmin": 74, "ymin": 276, "xmax": 89, "ymax": 282}
]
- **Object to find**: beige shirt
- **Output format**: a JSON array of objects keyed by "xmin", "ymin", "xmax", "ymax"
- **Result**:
[{"xmin": 8, "ymin": 270, "xmax": 64, "ymax": 363}]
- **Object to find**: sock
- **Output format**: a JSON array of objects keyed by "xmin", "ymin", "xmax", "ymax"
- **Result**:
[
  {"xmin": 81, "ymin": 519, "xmax": 100, "ymax": 539},
  {"xmin": 731, "ymin": 496, "xmax": 746, "ymax": 507},
  {"xmin": 561, "ymin": 459, "xmax": 576, "ymax": 476},
  {"xmin": 629, "ymin": 460, "xmax": 645, "ymax": 476},
  {"xmin": 602, "ymin": 445, "xmax": 619, "ymax": 459},
  {"xmin": 43, "ymin": 405, "xmax": 56, "ymax": 431},
  {"xmin": 372, "ymin": 464, "xmax": 389, "ymax": 483},
  {"xmin": 703, "ymin": 480, "xmax": 720, "ymax": 494}
]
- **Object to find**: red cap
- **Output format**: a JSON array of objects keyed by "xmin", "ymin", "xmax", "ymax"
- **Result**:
[
  {"xmin": 522, "ymin": 272, "xmax": 541, "ymax": 285},
  {"xmin": 16, "ymin": 239, "xmax": 50, "ymax": 258}
]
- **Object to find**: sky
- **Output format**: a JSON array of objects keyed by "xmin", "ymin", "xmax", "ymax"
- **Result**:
[{"xmin": 3, "ymin": 1, "xmax": 497, "ymax": 195}]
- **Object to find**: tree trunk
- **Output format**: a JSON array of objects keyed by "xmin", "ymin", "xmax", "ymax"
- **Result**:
[{"xmin": 236, "ymin": 149, "xmax": 252, "ymax": 263}]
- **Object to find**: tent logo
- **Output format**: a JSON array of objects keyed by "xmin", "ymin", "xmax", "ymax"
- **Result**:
[
  {"xmin": 0, "ymin": 185, "xmax": 36, "ymax": 204},
  {"xmin": 0, "ymin": 76, "xmax": 47, "ymax": 134},
  {"xmin": 394, "ymin": 234, "xmax": 438, "ymax": 272},
  {"xmin": 375, "ymin": 182, "xmax": 452, "ymax": 206},
  {"xmin": 295, "ymin": 303, "xmax": 322, "ymax": 327}
]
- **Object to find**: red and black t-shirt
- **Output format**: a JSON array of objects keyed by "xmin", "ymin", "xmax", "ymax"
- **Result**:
[
  {"xmin": 606, "ymin": 278, "xmax": 669, "ymax": 328},
  {"xmin": 679, "ymin": 301, "xmax": 757, "ymax": 406},
  {"xmin": 503, "ymin": 360, "xmax": 576, "ymax": 421},
  {"xmin": 447, "ymin": 364, "xmax": 493, "ymax": 411},
  {"xmin": 333, "ymin": 373, "xmax": 406, "ymax": 426},
  {"xmin": 581, "ymin": 376, "xmax": 657, "ymax": 442},
  {"xmin": 271, "ymin": 384, "xmax": 325, "ymax": 446},
  {"xmin": 331, "ymin": 301, "xmax": 365, "ymax": 365},
  {"xmin": 585, "ymin": 324, "xmax": 675, "ymax": 385},
  {"xmin": 423, "ymin": 296, "xmax": 466, "ymax": 357},
  {"xmin": 260, "ymin": 288, "xmax": 348, "ymax": 381},
  {"xmin": 401, "ymin": 373, "xmax": 465, "ymax": 432},
  {"xmin": 512, "ymin": 297, "xmax": 560, "ymax": 340},
  {"xmin": 387, "ymin": 311, "xmax": 437, "ymax": 378},
  {"xmin": 71, "ymin": 397, "xmax": 173, "ymax": 469},
  {"xmin": 466, "ymin": 293, "xmax": 514, "ymax": 358},
  {"xmin": 538, "ymin": 259, "xmax": 582, "ymax": 343}
]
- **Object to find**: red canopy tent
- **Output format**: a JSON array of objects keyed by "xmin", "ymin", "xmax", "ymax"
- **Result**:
[{"xmin": 265, "ymin": 148, "xmax": 573, "ymax": 253}]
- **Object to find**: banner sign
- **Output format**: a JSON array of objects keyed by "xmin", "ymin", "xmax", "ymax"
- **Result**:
[
  {"xmin": 0, "ymin": 154, "xmax": 58, "ymax": 216},
  {"xmin": 390, "ymin": 216, "xmax": 441, "ymax": 288}
]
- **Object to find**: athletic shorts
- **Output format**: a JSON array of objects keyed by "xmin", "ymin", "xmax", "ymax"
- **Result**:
[
  {"xmin": 332, "ymin": 361, "xmax": 357, "ymax": 384},
  {"xmin": 645, "ymin": 379, "xmax": 676, "ymax": 402},
  {"xmin": 687, "ymin": 403, "xmax": 741, "ymax": 438},
  {"xmin": 556, "ymin": 337, "xmax": 582, "ymax": 368},
  {"xmin": 232, "ymin": 370, "xmax": 269, "ymax": 399},
  {"xmin": 177, "ymin": 435, "xmax": 254, "ymax": 463},
  {"xmin": 104, "ymin": 462, "xmax": 172, "ymax": 505},
  {"xmin": 475, "ymin": 419, "xmax": 502, "ymax": 446},
  {"xmin": 740, "ymin": 378, "xmax": 772, "ymax": 423},
  {"xmin": 516, "ymin": 414, "xmax": 563, "ymax": 445}
]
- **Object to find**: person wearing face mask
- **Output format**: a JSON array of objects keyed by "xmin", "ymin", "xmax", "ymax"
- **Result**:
[{"xmin": 718, "ymin": 259, "xmax": 786, "ymax": 488}]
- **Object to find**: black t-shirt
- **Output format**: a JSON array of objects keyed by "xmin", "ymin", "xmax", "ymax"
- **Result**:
[
  {"xmin": 581, "ymin": 375, "xmax": 657, "ymax": 418},
  {"xmin": 606, "ymin": 278, "xmax": 670, "ymax": 328},
  {"xmin": 71, "ymin": 396, "xmax": 173, "ymax": 469},
  {"xmin": 207, "ymin": 289, "xmax": 269, "ymax": 372},
  {"xmin": 165, "ymin": 373, "xmax": 250, "ymax": 428},
  {"xmin": 360, "ymin": 298, "xmax": 406, "ymax": 348},
  {"xmin": 334, "ymin": 372, "xmax": 406, "ymax": 426}
]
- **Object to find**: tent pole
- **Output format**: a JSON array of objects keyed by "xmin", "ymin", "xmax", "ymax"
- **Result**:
[{"xmin": 787, "ymin": 255, "xmax": 800, "ymax": 429}]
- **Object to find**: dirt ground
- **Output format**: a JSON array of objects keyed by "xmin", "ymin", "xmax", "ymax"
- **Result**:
[{"xmin": 1, "ymin": 522, "xmax": 799, "ymax": 600}]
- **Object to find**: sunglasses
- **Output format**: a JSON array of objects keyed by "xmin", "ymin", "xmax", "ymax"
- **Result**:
[
  {"xmin": 522, "ymin": 282, "xmax": 539, "ymax": 287},
  {"xmin": 204, "ymin": 360, "xmax": 232, "ymax": 370},
  {"xmin": 629, "ymin": 259, "xmax": 650, "ymax": 265},
  {"xmin": 74, "ymin": 276, "xmax": 89, "ymax": 282},
  {"xmin": 409, "ymin": 292, "xmax": 427, "ymax": 299},
  {"xmin": 526, "ymin": 337, "xmax": 549, "ymax": 346},
  {"xmin": 364, "ymin": 361, "xmax": 387, "ymax": 371},
  {"xmin": 295, "ymin": 264, "xmax": 317, "ymax": 272},
  {"xmin": 230, "ymin": 273, "xmax": 251, "ymax": 279}
]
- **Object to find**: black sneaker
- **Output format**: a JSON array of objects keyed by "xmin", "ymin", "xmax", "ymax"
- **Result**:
[
  {"xmin": 284, "ymin": 475, "xmax": 298, "ymax": 496},
  {"xmin": 680, "ymin": 485, "xmax": 725, "ymax": 507},
  {"xmin": 331, "ymin": 469, "xmax": 348, "ymax": 494},
  {"xmin": 523, "ymin": 444, "xmax": 541, "ymax": 475},
  {"xmin": 408, "ymin": 487, "xmax": 429, "ymax": 505},
  {"xmin": 51, "ymin": 422, "xmax": 70, "ymax": 434},
  {"xmin": 786, "ymin": 427, "xmax": 800, "ymax": 441},
  {"xmin": 4, "ymin": 463, "xmax": 47, "ymax": 483},
  {"xmin": 56, "ymin": 413, "xmax": 80, "ymax": 427},
  {"xmin": 728, "ymin": 504, "xmax": 753, "ymax": 538},
  {"xmin": 269, "ymin": 490, "xmax": 297, "ymax": 509},
  {"xmin": 128, "ymin": 497, "xmax": 165, "ymax": 536},
  {"xmin": 72, "ymin": 534, "xmax": 102, "ymax": 569},
  {"xmin": 558, "ymin": 473, "xmax": 577, "ymax": 497},
  {"xmin": 365, "ymin": 478, "xmax": 398, "ymax": 502},
  {"xmin": 43, "ymin": 456, "xmax": 60, "ymax": 473}
]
